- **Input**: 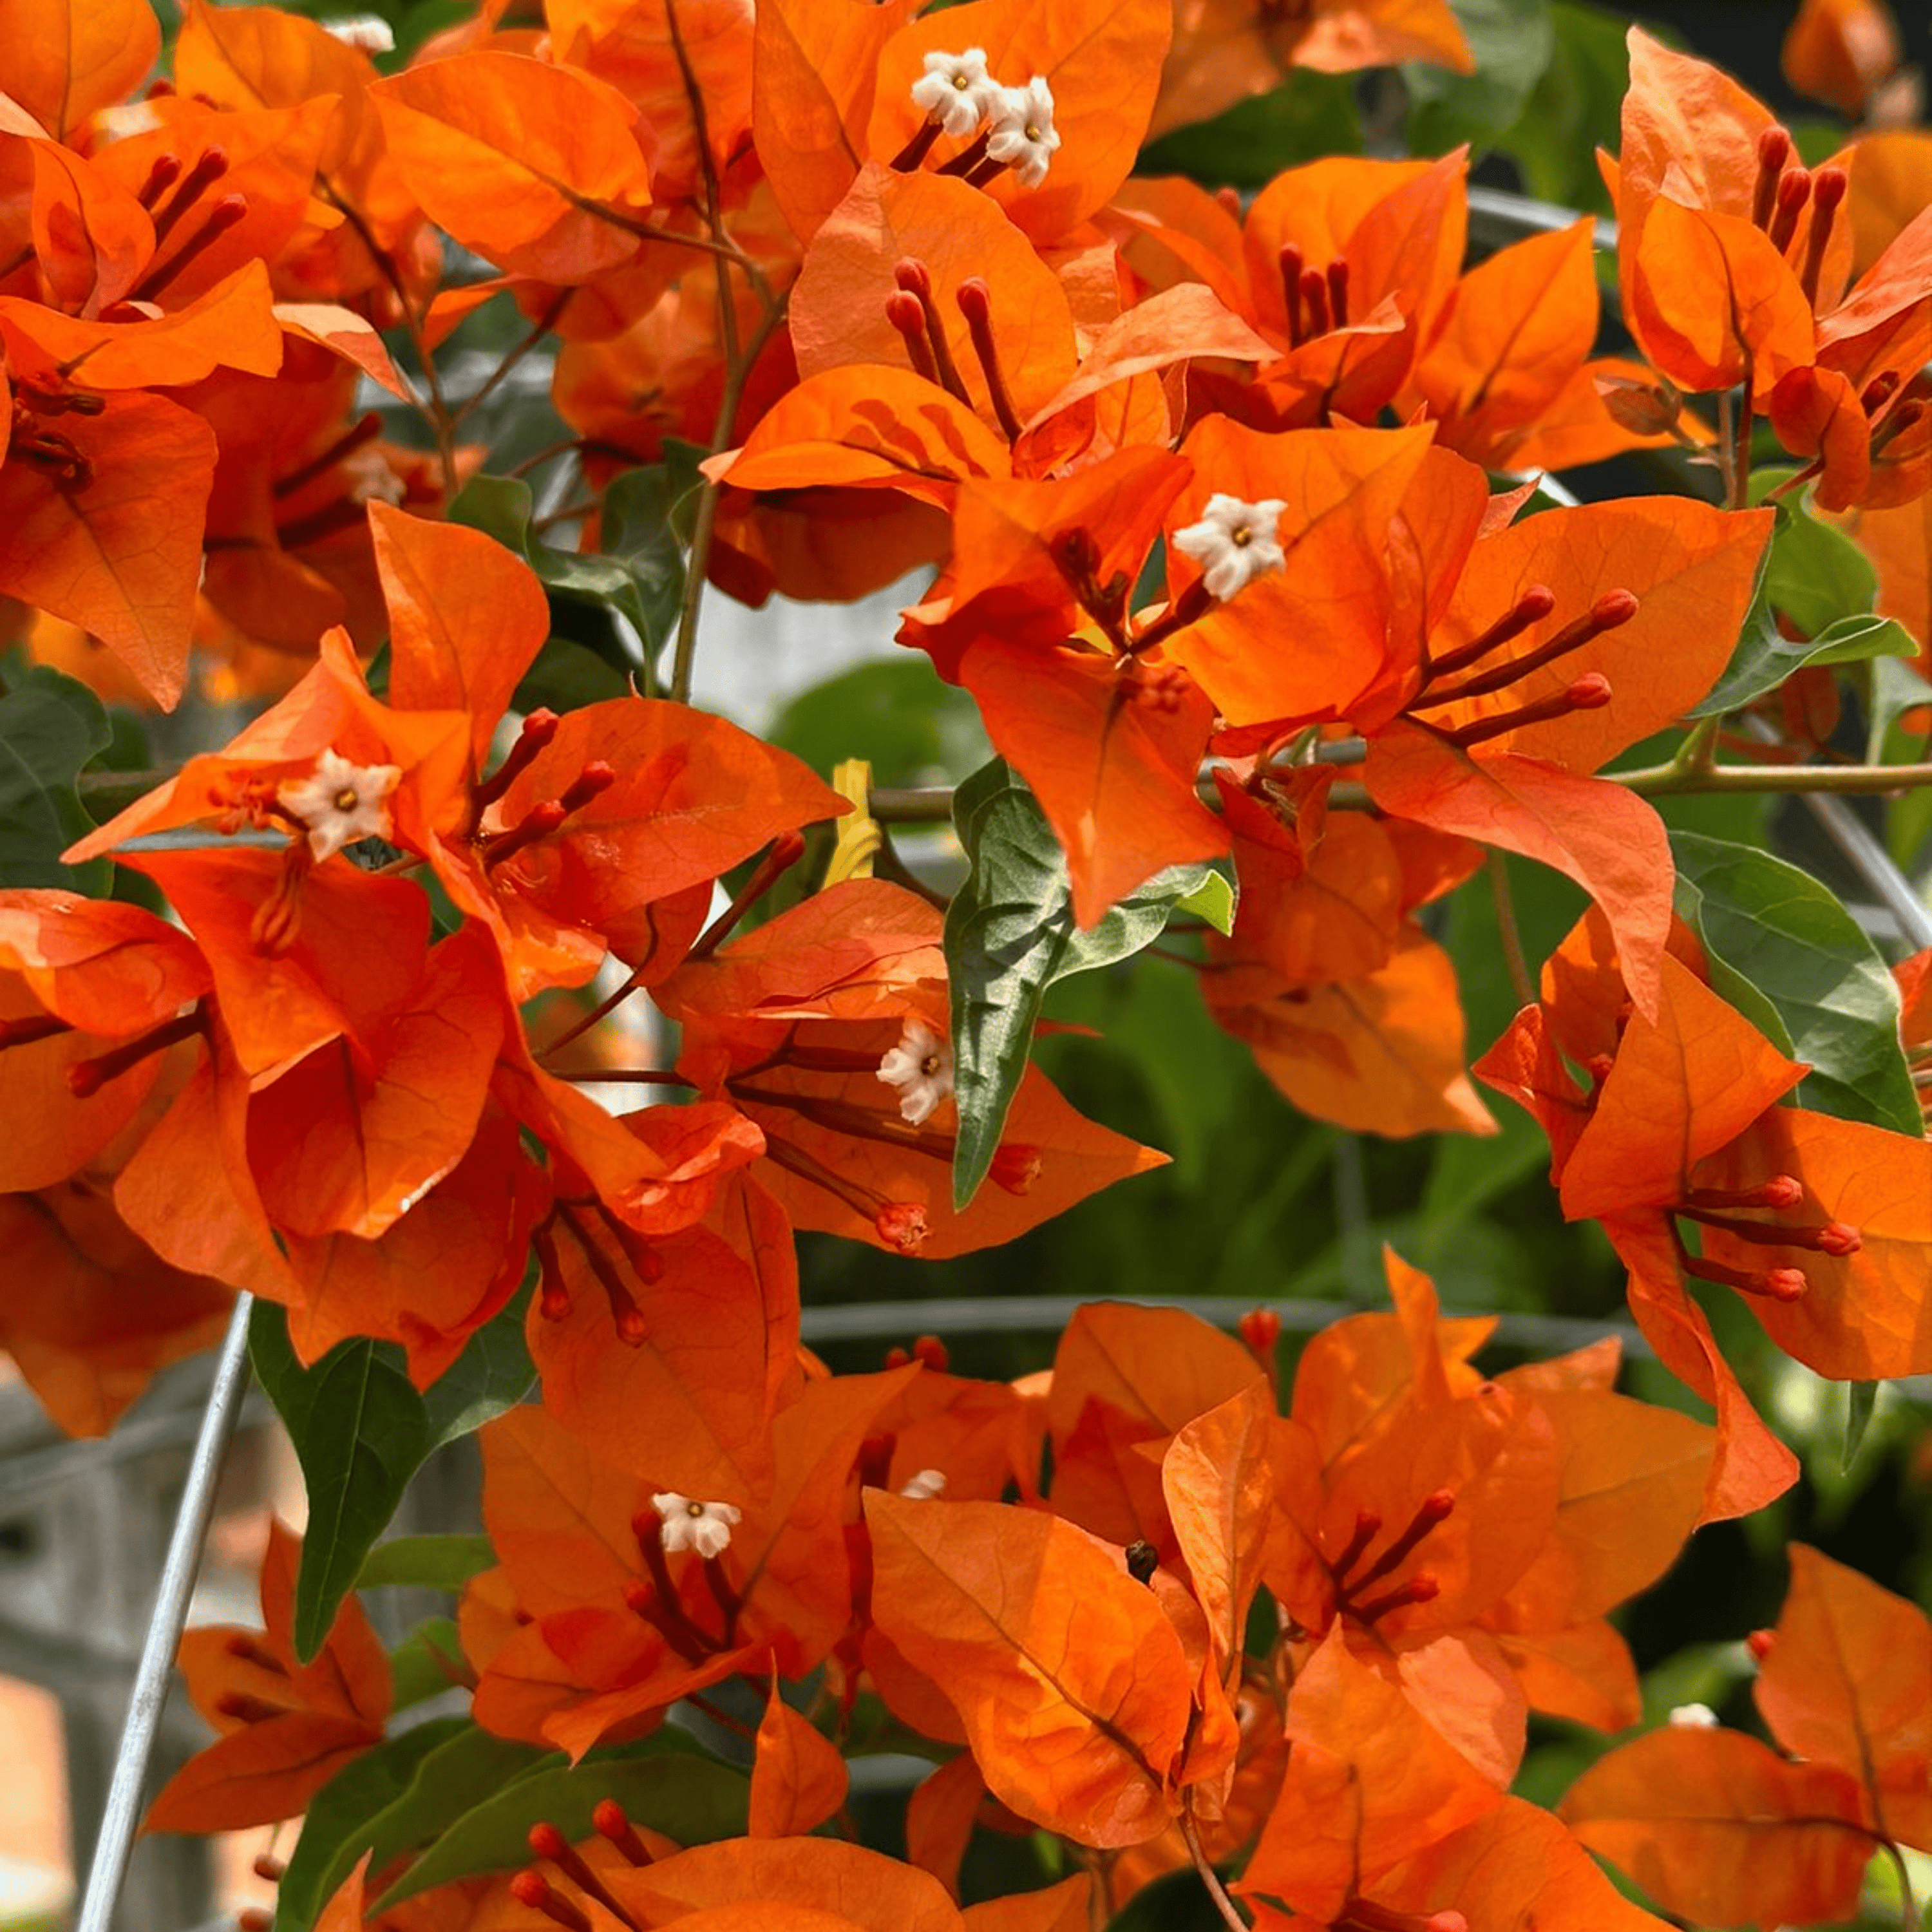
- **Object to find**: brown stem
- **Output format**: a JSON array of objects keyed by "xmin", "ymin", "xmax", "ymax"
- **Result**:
[{"xmin": 1180, "ymin": 1805, "xmax": 1250, "ymax": 1932}]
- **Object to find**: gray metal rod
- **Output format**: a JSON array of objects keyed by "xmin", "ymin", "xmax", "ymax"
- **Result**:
[{"xmin": 73, "ymin": 1293, "xmax": 255, "ymax": 1932}]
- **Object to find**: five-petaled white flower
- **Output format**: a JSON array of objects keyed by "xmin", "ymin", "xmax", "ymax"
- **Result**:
[
  {"xmin": 985, "ymin": 77, "xmax": 1060, "ymax": 190},
  {"xmin": 876, "ymin": 1018, "xmax": 954, "ymax": 1126},
  {"xmin": 650, "ymin": 1492, "xmax": 742, "ymax": 1560},
  {"xmin": 278, "ymin": 748, "xmax": 402, "ymax": 862},
  {"xmin": 910, "ymin": 47, "xmax": 1001, "ymax": 139},
  {"xmin": 898, "ymin": 1468, "xmax": 947, "ymax": 1501},
  {"xmin": 1171, "ymin": 493, "xmax": 1289, "ymax": 602}
]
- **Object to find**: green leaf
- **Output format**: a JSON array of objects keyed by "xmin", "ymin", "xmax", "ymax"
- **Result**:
[
  {"xmin": 1173, "ymin": 867, "xmax": 1236, "ymax": 936},
  {"xmin": 943, "ymin": 761, "xmax": 1210, "ymax": 1211},
  {"xmin": 1137, "ymin": 67, "xmax": 1360, "ymax": 187},
  {"xmin": 1671, "ymin": 831, "xmax": 1921, "ymax": 1136},
  {"xmin": 513, "ymin": 636, "xmax": 630, "ymax": 715},
  {"xmin": 450, "ymin": 469, "xmax": 685, "ymax": 678},
  {"xmin": 1864, "ymin": 654, "xmax": 1932, "ymax": 768},
  {"xmin": 1689, "ymin": 582, "xmax": 1914, "ymax": 719},
  {"xmin": 1490, "ymin": 0, "xmax": 1627, "ymax": 215},
  {"xmin": 250, "ymin": 1291, "xmax": 534, "ymax": 1664},
  {"xmin": 276, "ymin": 1719, "xmax": 468, "ymax": 1932},
  {"xmin": 390, "ymin": 1616, "xmax": 466, "ymax": 1714},
  {"xmin": 768, "ymin": 658, "xmax": 989, "ymax": 790},
  {"xmin": 305, "ymin": 1725, "xmax": 549, "ymax": 1931},
  {"xmin": 372, "ymin": 1751, "xmax": 749, "ymax": 1910},
  {"xmin": 1844, "ymin": 1379, "xmax": 1879, "ymax": 1473},
  {"xmin": 0, "ymin": 667, "xmax": 111, "ymax": 890},
  {"xmin": 356, "ymin": 1534, "xmax": 497, "ymax": 1592},
  {"xmin": 1748, "ymin": 478, "xmax": 1879, "ymax": 638},
  {"xmin": 1406, "ymin": 0, "xmax": 1556, "ymax": 160}
]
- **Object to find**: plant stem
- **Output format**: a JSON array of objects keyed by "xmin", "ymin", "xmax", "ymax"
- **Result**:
[
  {"xmin": 1180, "ymin": 1808, "xmax": 1250, "ymax": 1932},
  {"xmin": 1488, "ymin": 851, "xmax": 1534, "ymax": 1005}
]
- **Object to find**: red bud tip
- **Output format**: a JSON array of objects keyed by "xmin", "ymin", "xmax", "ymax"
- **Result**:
[
  {"xmin": 1757, "ymin": 127, "xmax": 1792, "ymax": 172},
  {"xmin": 508, "ymin": 1875, "xmax": 549, "ymax": 1909},
  {"xmin": 529, "ymin": 1823, "xmax": 569, "ymax": 1861},
  {"xmin": 539, "ymin": 1284, "xmax": 572, "ymax": 1321},
  {"xmin": 875, "ymin": 1202, "xmax": 929, "ymax": 1254},
  {"xmin": 1817, "ymin": 1221, "xmax": 1862, "ymax": 1256},
  {"xmin": 252, "ymin": 1856, "xmax": 285, "ymax": 1883},
  {"xmin": 592, "ymin": 1799, "xmax": 654, "ymax": 1866},
  {"xmin": 892, "ymin": 256, "xmax": 933, "ymax": 298},
  {"xmin": 955, "ymin": 276, "xmax": 992, "ymax": 323},
  {"xmin": 1418, "ymin": 1488, "xmax": 1457, "ymax": 1526},
  {"xmin": 884, "ymin": 289, "xmax": 928, "ymax": 334},
  {"xmin": 1765, "ymin": 1267, "xmax": 1810, "ymax": 1302},
  {"xmin": 1516, "ymin": 585, "xmax": 1558, "ymax": 623},
  {"xmin": 1593, "ymin": 589, "xmax": 1640, "ymax": 629},
  {"xmin": 1566, "ymin": 672, "xmax": 1613, "ymax": 708},
  {"xmin": 1406, "ymin": 1571, "xmax": 1441, "ymax": 1603},
  {"xmin": 207, "ymin": 192, "xmax": 249, "ymax": 232},
  {"xmin": 238, "ymin": 1911, "xmax": 274, "ymax": 1932},
  {"xmin": 883, "ymin": 1345, "xmax": 911, "ymax": 1369},
  {"xmin": 1811, "ymin": 167, "xmax": 1848, "ymax": 214},
  {"xmin": 913, "ymin": 1334, "xmax": 950, "ymax": 1372},
  {"xmin": 1862, "ymin": 370, "xmax": 1903, "ymax": 414},
  {"xmin": 521, "ymin": 707, "xmax": 562, "ymax": 742},
  {"xmin": 620, "ymin": 1577, "xmax": 656, "ymax": 1618},
  {"xmin": 1239, "ymin": 1307, "xmax": 1283, "ymax": 1358},
  {"xmin": 1424, "ymin": 1915, "xmax": 1470, "ymax": 1932},
  {"xmin": 1747, "ymin": 1628, "xmax": 1776, "ymax": 1662},
  {"xmin": 616, "ymin": 1308, "xmax": 650, "ymax": 1346},
  {"xmin": 1759, "ymin": 1175, "xmax": 1805, "ymax": 1208},
  {"xmin": 1584, "ymin": 1053, "xmax": 1617, "ymax": 1086},
  {"xmin": 510, "ymin": 1872, "xmax": 594, "ymax": 1932}
]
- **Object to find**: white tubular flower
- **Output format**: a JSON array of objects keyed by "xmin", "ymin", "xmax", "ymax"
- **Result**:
[
  {"xmin": 278, "ymin": 748, "xmax": 401, "ymax": 861},
  {"xmin": 876, "ymin": 1018, "xmax": 954, "ymax": 1126},
  {"xmin": 321, "ymin": 14, "xmax": 394, "ymax": 52},
  {"xmin": 650, "ymin": 1492, "xmax": 742, "ymax": 1560},
  {"xmin": 910, "ymin": 47, "xmax": 1000, "ymax": 139},
  {"xmin": 1667, "ymin": 1701, "xmax": 1721, "ymax": 1728},
  {"xmin": 985, "ymin": 76, "xmax": 1060, "ymax": 190},
  {"xmin": 898, "ymin": 1468, "xmax": 947, "ymax": 1501},
  {"xmin": 1172, "ymin": 493, "xmax": 1288, "ymax": 602}
]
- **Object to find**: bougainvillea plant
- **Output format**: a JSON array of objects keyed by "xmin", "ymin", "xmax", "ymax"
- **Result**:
[{"xmin": 5, "ymin": 0, "xmax": 1932, "ymax": 1927}]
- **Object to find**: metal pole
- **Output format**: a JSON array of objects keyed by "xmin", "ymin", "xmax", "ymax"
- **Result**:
[{"xmin": 73, "ymin": 1293, "xmax": 255, "ymax": 1932}]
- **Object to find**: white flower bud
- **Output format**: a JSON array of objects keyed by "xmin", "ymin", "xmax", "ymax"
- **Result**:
[
  {"xmin": 1172, "ymin": 493, "xmax": 1288, "ymax": 602},
  {"xmin": 277, "ymin": 748, "xmax": 401, "ymax": 862},
  {"xmin": 898, "ymin": 1468, "xmax": 947, "ymax": 1501},
  {"xmin": 1668, "ymin": 1701, "xmax": 1721, "ymax": 1728}
]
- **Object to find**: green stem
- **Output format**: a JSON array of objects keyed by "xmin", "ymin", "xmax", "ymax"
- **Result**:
[{"xmin": 1488, "ymin": 851, "xmax": 1534, "ymax": 1006}]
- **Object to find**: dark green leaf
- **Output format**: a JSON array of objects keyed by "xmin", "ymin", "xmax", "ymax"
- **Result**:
[
  {"xmin": 1105, "ymin": 1864, "xmax": 1226, "ymax": 1931},
  {"xmin": 422, "ymin": 1284, "xmax": 536, "ymax": 1448},
  {"xmin": 1865, "ymin": 654, "xmax": 1932, "ymax": 769},
  {"xmin": 450, "ymin": 469, "xmax": 685, "ymax": 681},
  {"xmin": 513, "ymin": 636, "xmax": 630, "ymax": 715},
  {"xmin": 1406, "ymin": 0, "xmax": 1555, "ymax": 160},
  {"xmin": 305, "ymin": 1725, "xmax": 549, "ymax": 1930},
  {"xmin": 356, "ymin": 1535, "xmax": 497, "ymax": 1592},
  {"xmin": 944, "ymin": 762, "xmax": 1210, "ymax": 1211},
  {"xmin": 1489, "ymin": 0, "xmax": 1627, "ymax": 215},
  {"xmin": 1138, "ymin": 68, "xmax": 1360, "ymax": 187},
  {"xmin": 1748, "ymin": 478, "xmax": 1879, "ymax": 637},
  {"xmin": 276, "ymin": 1719, "xmax": 468, "ymax": 1932},
  {"xmin": 373, "ymin": 1752, "xmax": 749, "ymax": 1909},
  {"xmin": 390, "ymin": 1617, "xmax": 466, "ymax": 1714},
  {"xmin": 1671, "ymin": 831, "xmax": 1921, "ymax": 1136},
  {"xmin": 1689, "ymin": 582, "xmax": 1912, "ymax": 719},
  {"xmin": 1844, "ymin": 1379, "xmax": 1879, "ymax": 1473},
  {"xmin": 0, "ymin": 667, "xmax": 111, "ymax": 890},
  {"xmin": 251, "ymin": 1291, "xmax": 533, "ymax": 1663}
]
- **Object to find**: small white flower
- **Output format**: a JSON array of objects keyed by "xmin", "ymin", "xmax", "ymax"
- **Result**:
[
  {"xmin": 876, "ymin": 1018, "xmax": 953, "ymax": 1126},
  {"xmin": 1668, "ymin": 1701, "xmax": 1721, "ymax": 1728},
  {"xmin": 278, "ymin": 748, "xmax": 401, "ymax": 862},
  {"xmin": 898, "ymin": 1468, "xmax": 947, "ymax": 1501},
  {"xmin": 910, "ymin": 48, "xmax": 1001, "ymax": 140},
  {"xmin": 650, "ymin": 1492, "xmax": 742, "ymax": 1560},
  {"xmin": 1171, "ymin": 493, "xmax": 1289, "ymax": 602},
  {"xmin": 985, "ymin": 76, "xmax": 1060, "ymax": 191}
]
